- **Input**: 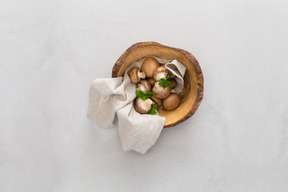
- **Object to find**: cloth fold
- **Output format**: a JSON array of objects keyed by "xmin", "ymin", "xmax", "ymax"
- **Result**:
[{"xmin": 87, "ymin": 57, "xmax": 186, "ymax": 154}]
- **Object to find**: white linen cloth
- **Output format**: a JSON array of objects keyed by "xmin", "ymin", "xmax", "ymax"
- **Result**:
[{"xmin": 87, "ymin": 57, "xmax": 186, "ymax": 154}]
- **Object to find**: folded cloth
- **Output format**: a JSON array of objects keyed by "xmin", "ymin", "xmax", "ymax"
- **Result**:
[
  {"xmin": 87, "ymin": 57, "xmax": 186, "ymax": 154},
  {"xmin": 165, "ymin": 59, "xmax": 186, "ymax": 93}
]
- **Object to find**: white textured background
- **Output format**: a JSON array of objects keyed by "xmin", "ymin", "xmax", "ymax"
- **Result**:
[{"xmin": 1, "ymin": 0, "xmax": 288, "ymax": 191}]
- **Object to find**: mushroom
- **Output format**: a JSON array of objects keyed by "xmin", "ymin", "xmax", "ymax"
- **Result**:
[
  {"xmin": 170, "ymin": 89, "xmax": 176, "ymax": 93},
  {"xmin": 134, "ymin": 97, "xmax": 153, "ymax": 114},
  {"xmin": 136, "ymin": 80, "xmax": 151, "ymax": 94},
  {"xmin": 168, "ymin": 71, "xmax": 176, "ymax": 79},
  {"xmin": 153, "ymin": 66, "xmax": 169, "ymax": 81},
  {"xmin": 129, "ymin": 67, "xmax": 146, "ymax": 84},
  {"xmin": 141, "ymin": 57, "xmax": 160, "ymax": 78},
  {"xmin": 150, "ymin": 96, "xmax": 162, "ymax": 107},
  {"xmin": 171, "ymin": 79, "xmax": 177, "ymax": 89},
  {"xmin": 163, "ymin": 93, "xmax": 181, "ymax": 110},
  {"xmin": 152, "ymin": 82, "xmax": 171, "ymax": 99},
  {"xmin": 147, "ymin": 78, "xmax": 156, "ymax": 86}
]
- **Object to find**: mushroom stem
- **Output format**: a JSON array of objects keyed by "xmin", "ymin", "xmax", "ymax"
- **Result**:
[
  {"xmin": 129, "ymin": 67, "xmax": 146, "ymax": 84},
  {"xmin": 152, "ymin": 82, "xmax": 171, "ymax": 99},
  {"xmin": 138, "ymin": 71, "xmax": 146, "ymax": 79},
  {"xmin": 171, "ymin": 89, "xmax": 176, "ymax": 93},
  {"xmin": 134, "ymin": 98, "xmax": 153, "ymax": 114},
  {"xmin": 137, "ymin": 85, "xmax": 146, "ymax": 93},
  {"xmin": 153, "ymin": 82, "xmax": 165, "ymax": 92},
  {"xmin": 153, "ymin": 66, "xmax": 169, "ymax": 81},
  {"xmin": 137, "ymin": 80, "xmax": 151, "ymax": 94},
  {"xmin": 154, "ymin": 72, "xmax": 167, "ymax": 81}
]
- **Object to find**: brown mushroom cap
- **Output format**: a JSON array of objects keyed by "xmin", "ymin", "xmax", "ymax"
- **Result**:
[
  {"xmin": 141, "ymin": 57, "xmax": 159, "ymax": 78},
  {"xmin": 151, "ymin": 96, "xmax": 162, "ymax": 107},
  {"xmin": 147, "ymin": 78, "xmax": 156, "ymax": 86},
  {"xmin": 128, "ymin": 67, "xmax": 146, "ymax": 84},
  {"xmin": 163, "ymin": 94, "xmax": 180, "ymax": 110},
  {"xmin": 171, "ymin": 79, "xmax": 177, "ymax": 89},
  {"xmin": 129, "ymin": 67, "xmax": 140, "ymax": 83},
  {"xmin": 137, "ymin": 80, "xmax": 151, "ymax": 94},
  {"xmin": 153, "ymin": 66, "xmax": 168, "ymax": 81},
  {"xmin": 134, "ymin": 97, "xmax": 153, "ymax": 114},
  {"xmin": 152, "ymin": 82, "xmax": 171, "ymax": 99},
  {"xmin": 156, "ymin": 65, "xmax": 168, "ymax": 73}
]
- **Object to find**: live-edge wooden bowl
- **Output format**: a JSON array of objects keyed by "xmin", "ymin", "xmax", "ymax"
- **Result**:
[{"xmin": 112, "ymin": 42, "xmax": 204, "ymax": 128}]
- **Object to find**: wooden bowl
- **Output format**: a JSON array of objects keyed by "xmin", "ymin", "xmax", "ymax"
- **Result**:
[{"xmin": 112, "ymin": 42, "xmax": 204, "ymax": 128}]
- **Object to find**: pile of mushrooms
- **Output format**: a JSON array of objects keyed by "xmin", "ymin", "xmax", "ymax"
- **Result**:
[{"xmin": 129, "ymin": 57, "xmax": 181, "ymax": 114}]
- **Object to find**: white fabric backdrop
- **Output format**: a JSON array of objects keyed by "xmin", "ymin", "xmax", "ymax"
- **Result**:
[{"xmin": 1, "ymin": 0, "xmax": 288, "ymax": 191}]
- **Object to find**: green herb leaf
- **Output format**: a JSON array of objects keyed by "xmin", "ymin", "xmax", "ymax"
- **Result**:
[
  {"xmin": 167, "ymin": 74, "xmax": 171, "ymax": 80},
  {"xmin": 149, "ymin": 104, "xmax": 158, "ymax": 115},
  {"xmin": 135, "ymin": 90, "xmax": 152, "ymax": 101},
  {"xmin": 158, "ymin": 78, "xmax": 172, "ymax": 88},
  {"xmin": 135, "ymin": 89, "xmax": 143, "ymax": 98}
]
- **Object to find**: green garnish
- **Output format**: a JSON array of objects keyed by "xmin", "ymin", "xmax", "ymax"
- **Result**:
[
  {"xmin": 149, "ymin": 104, "xmax": 158, "ymax": 115},
  {"xmin": 158, "ymin": 75, "xmax": 172, "ymax": 88},
  {"xmin": 136, "ymin": 90, "xmax": 152, "ymax": 101},
  {"xmin": 167, "ymin": 74, "xmax": 171, "ymax": 80}
]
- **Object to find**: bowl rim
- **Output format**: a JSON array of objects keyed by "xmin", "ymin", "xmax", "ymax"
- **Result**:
[{"xmin": 112, "ymin": 41, "xmax": 204, "ymax": 128}]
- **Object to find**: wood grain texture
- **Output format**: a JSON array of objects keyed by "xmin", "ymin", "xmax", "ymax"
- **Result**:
[{"xmin": 112, "ymin": 42, "xmax": 204, "ymax": 128}]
